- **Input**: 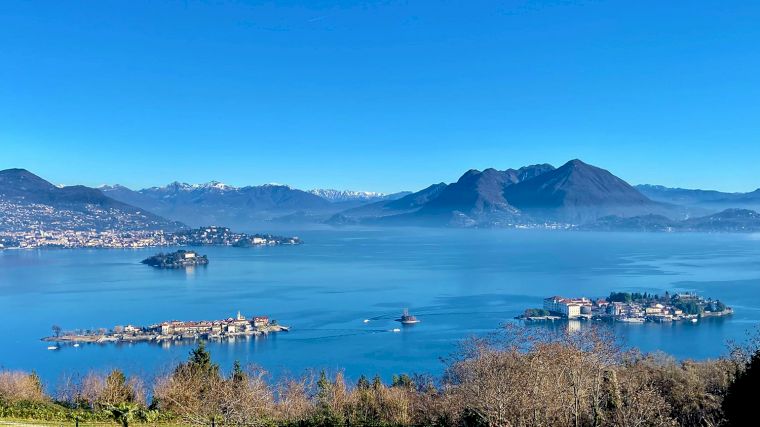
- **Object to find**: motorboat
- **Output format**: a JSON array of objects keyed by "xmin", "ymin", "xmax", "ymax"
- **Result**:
[{"xmin": 396, "ymin": 308, "xmax": 420, "ymax": 324}]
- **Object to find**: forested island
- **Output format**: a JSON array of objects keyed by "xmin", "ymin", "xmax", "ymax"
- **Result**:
[{"xmin": 141, "ymin": 250, "xmax": 208, "ymax": 269}]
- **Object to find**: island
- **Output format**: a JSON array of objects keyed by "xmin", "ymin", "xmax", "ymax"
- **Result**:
[
  {"xmin": 141, "ymin": 249, "xmax": 209, "ymax": 269},
  {"xmin": 42, "ymin": 311, "xmax": 288, "ymax": 345},
  {"xmin": 518, "ymin": 291, "xmax": 733, "ymax": 323}
]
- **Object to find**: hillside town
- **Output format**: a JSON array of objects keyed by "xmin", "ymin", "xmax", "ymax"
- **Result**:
[
  {"xmin": 519, "ymin": 291, "xmax": 733, "ymax": 323},
  {"xmin": 0, "ymin": 226, "xmax": 302, "ymax": 249},
  {"xmin": 42, "ymin": 311, "xmax": 287, "ymax": 345}
]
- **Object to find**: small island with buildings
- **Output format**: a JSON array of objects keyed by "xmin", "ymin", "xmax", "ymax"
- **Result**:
[
  {"xmin": 518, "ymin": 291, "xmax": 733, "ymax": 323},
  {"xmin": 141, "ymin": 249, "xmax": 209, "ymax": 269},
  {"xmin": 42, "ymin": 311, "xmax": 287, "ymax": 346}
]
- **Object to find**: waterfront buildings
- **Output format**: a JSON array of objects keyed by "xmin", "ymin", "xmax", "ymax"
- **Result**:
[
  {"xmin": 530, "ymin": 292, "xmax": 732, "ymax": 323},
  {"xmin": 44, "ymin": 311, "xmax": 283, "ymax": 344},
  {"xmin": 543, "ymin": 296, "xmax": 592, "ymax": 319}
]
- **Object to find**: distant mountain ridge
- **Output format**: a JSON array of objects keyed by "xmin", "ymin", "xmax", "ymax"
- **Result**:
[
  {"xmin": 100, "ymin": 181, "xmax": 331, "ymax": 229},
  {"xmin": 0, "ymin": 169, "xmax": 182, "ymax": 232},
  {"xmin": 636, "ymin": 184, "xmax": 760, "ymax": 213},
  {"xmin": 308, "ymin": 189, "xmax": 411, "ymax": 203},
  {"xmin": 584, "ymin": 208, "xmax": 760, "ymax": 232},
  {"xmin": 330, "ymin": 160, "xmax": 672, "ymax": 227},
  {"xmin": 5, "ymin": 161, "xmax": 759, "ymax": 232}
]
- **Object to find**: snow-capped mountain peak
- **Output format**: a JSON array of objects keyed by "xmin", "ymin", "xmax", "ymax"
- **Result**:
[
  {"xmin": 309, "ymin": 189, "xmax": 387, "ymax": 202},
  {"xmin": 199, "ymin": 181, "xmax": 234, "ymax": 191}
]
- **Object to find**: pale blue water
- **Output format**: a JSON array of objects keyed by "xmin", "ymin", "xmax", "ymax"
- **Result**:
[{"xmin": 1, "ymin": 229, "xmax": 760, "ymax": 387}]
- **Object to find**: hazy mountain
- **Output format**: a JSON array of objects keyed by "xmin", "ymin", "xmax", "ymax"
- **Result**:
[
  {"xmin": 327, "ymin": 183, "xmax": 447, "ymax": 225},
  {"xmin": 0, "ymin": 169, "xmax": 182, "ymax": 231},
  {"xmin": 584, "ymin": 209, "xmax": 760, "ymax": 232},
  {"xmin": 503, "ymin": 160, "xmax": 663, "ymax": 223},
  {"xmin": 102, "ymin": 181, "xmax": 333, "ymax": 229},
  {"xmin": 635, "ymin": 185, "xmax": 736, "ymax": 205},
  {"xmin": 635, "ymin": 184, "xmax": 760, "ymax": 213},
  {"xmin": 581, "ymin": 214, "xmax": 677, "ymax": 232},
  {"xmin": 329, "ymin": 164, "xmax": 557, "ymax": 227},
  {"xmin": 681, "ymin": 208, "xmax": 760, "ymax": 232},
  {"xmin": 329, "ymin": 160, "xmax": 674, "ymax": 227}
]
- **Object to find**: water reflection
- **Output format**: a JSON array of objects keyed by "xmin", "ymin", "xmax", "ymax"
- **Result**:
[{"xmin": 567, "ymin": 319, "xmax": 581, "ymax": 333}]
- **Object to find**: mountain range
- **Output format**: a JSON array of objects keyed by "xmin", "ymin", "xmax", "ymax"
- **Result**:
[
  {"xmin": 307, "ymin": 189, "xmax": 411, "ymax": 203},
  {"xmin": 0, "ymin": 169, "xmax": 182, "ymax": 232},
  {"xmin": 2, "ymin": 160, "xmax": 760, "ymax": 232},
  {"xmin": 330, "ymin": 160, "xmax": 672, "ymax": 227},
  {"xmin": 635, "ymin": 184, "xmax": 760, "ymax": 212}
]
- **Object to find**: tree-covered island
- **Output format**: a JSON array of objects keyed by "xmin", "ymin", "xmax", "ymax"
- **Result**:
[{"xmin": 141, "ymin": 250, "xmax": 208, "ymax": 269}]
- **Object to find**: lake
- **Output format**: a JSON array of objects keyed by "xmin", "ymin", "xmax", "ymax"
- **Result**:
[{"xmin": 1, "ymin": 228, "xmax": 760, "ymax": 386}]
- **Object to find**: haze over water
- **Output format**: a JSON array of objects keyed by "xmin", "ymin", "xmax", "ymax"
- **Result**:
[{"xmin": 2, "ymin": 229, "xmax": 760, "ymax": 385}]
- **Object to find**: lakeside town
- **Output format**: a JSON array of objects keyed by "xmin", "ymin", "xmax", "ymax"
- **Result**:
[
  {"xmin": 42, "ymin": 311, "xmax": 288, "ymax": 347},
  {"xmin": 0, "ymin": 226, "xmax": 302, "ymax": 249},
  {"xmin": 519, "ymin": 291, "xmax": 733, "ymax": 323}
]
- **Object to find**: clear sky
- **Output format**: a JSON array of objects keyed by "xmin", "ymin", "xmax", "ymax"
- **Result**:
[{"xmin": 1, "ymin": 1, "xmax": 759, "ymax": 193}]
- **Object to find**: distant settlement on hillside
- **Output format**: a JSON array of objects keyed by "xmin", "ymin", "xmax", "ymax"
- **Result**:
[
  {"xmin": 519, "ymin": 291, "xmax": 732, "ymax": 323},
  {"xmin": 43, "ymin": 311, "xmax": 287, "ymax": 346},
  {"xmin": 0, "ymin": 226, "xmax": 302, "ymax": 249}
]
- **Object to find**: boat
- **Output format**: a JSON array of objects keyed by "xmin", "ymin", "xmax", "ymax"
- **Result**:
[
  {"xmin": 47, "ymin": 345, "xmax": 59, "ymax": 350},
  {"xmin": 618, "ymin": 317, "xmax": 645, "ymax": 323},
  {"xmin": 691, "ymin": 318, "xmax": 698, "ymax": 323},
  {"xmin": 396, "ymin": 308, "xmax": 420, "ymax": 325},
  {"xmin": 392, "ymin": 328, "xmax": 401, "ymax": 333},
  {"xmin": 73, "ymin": 343, "xmax": 80, "ymax": 347},
  {"xmin": 363, "ymin": 319, "xmax": 370, "ymax": 323}
]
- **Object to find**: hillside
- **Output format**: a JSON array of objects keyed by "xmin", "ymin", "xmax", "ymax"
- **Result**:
[
  {"xmin": 0, "ymin": 169, "xmax": 183, "ymax": 231},
  {"xmin": 100, "ymin": 181, "xmax": 335, "ymax": 228},
  {"xmin": 503, "ymin": 160, "xmax": 664, "ymax": 223}
]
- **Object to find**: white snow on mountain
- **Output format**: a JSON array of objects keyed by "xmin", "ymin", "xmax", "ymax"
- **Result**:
[{"xmin": 309, "ymin": 189, "xmax": 388, "ymax": 202}]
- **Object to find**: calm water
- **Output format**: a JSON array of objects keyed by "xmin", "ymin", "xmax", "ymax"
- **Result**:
[{"xmin": 2, "ymin": 229, "xmax": 760, "ymax": 386}]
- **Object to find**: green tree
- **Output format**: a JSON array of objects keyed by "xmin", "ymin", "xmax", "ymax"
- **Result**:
[
  {"xmin": 392, "ymin": 373, "xmax": 413, "ymax": 389},
  {"xmin": 104, "ymin": 402, "xmax": 140, "ymax": 427},
  {"xmin": 187, "ymin": 341, "xmax": 219, "ymax": 377},
  {"xmin": 356, "ymin": 375, "xmax": 370, "ymax": 390},
  {"xmin": 371, "ymin": 374, "xmax": 383, "ymax": 391},
  {"xmin": 230, "ymin": 360, "xmax": 246, "ymax": 383}
]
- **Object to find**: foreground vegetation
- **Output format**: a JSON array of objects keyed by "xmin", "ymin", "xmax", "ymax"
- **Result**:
[{"xmin": 2, "ymin": 326, "xmax": 758, "ymax": 426}]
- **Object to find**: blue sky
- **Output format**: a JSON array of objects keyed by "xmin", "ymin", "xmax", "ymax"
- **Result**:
[{"xmin": 1, "ymin": 1, "xmax": 759, "ymax": 193}]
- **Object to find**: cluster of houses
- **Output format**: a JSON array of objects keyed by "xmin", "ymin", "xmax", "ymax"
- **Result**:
[
  {"xmin": 537, "ymin": 292, "xmax": 732, "ymax": 323},
  {"xmin": 150, "ymin": 311, "xmax": 272, "ymax": 338},
  {"xmin": 2, "ymin": 225, "xmax": 303, "ymax": 250},
  {"xmin": 44, "ymin": 311, "xmax": 287, "ymax": 345}
]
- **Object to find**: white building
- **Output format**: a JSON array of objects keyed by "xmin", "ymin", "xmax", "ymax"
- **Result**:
[{"xmin": 543, "ymin": 296, "xmax": 592, "ymax": 319}]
